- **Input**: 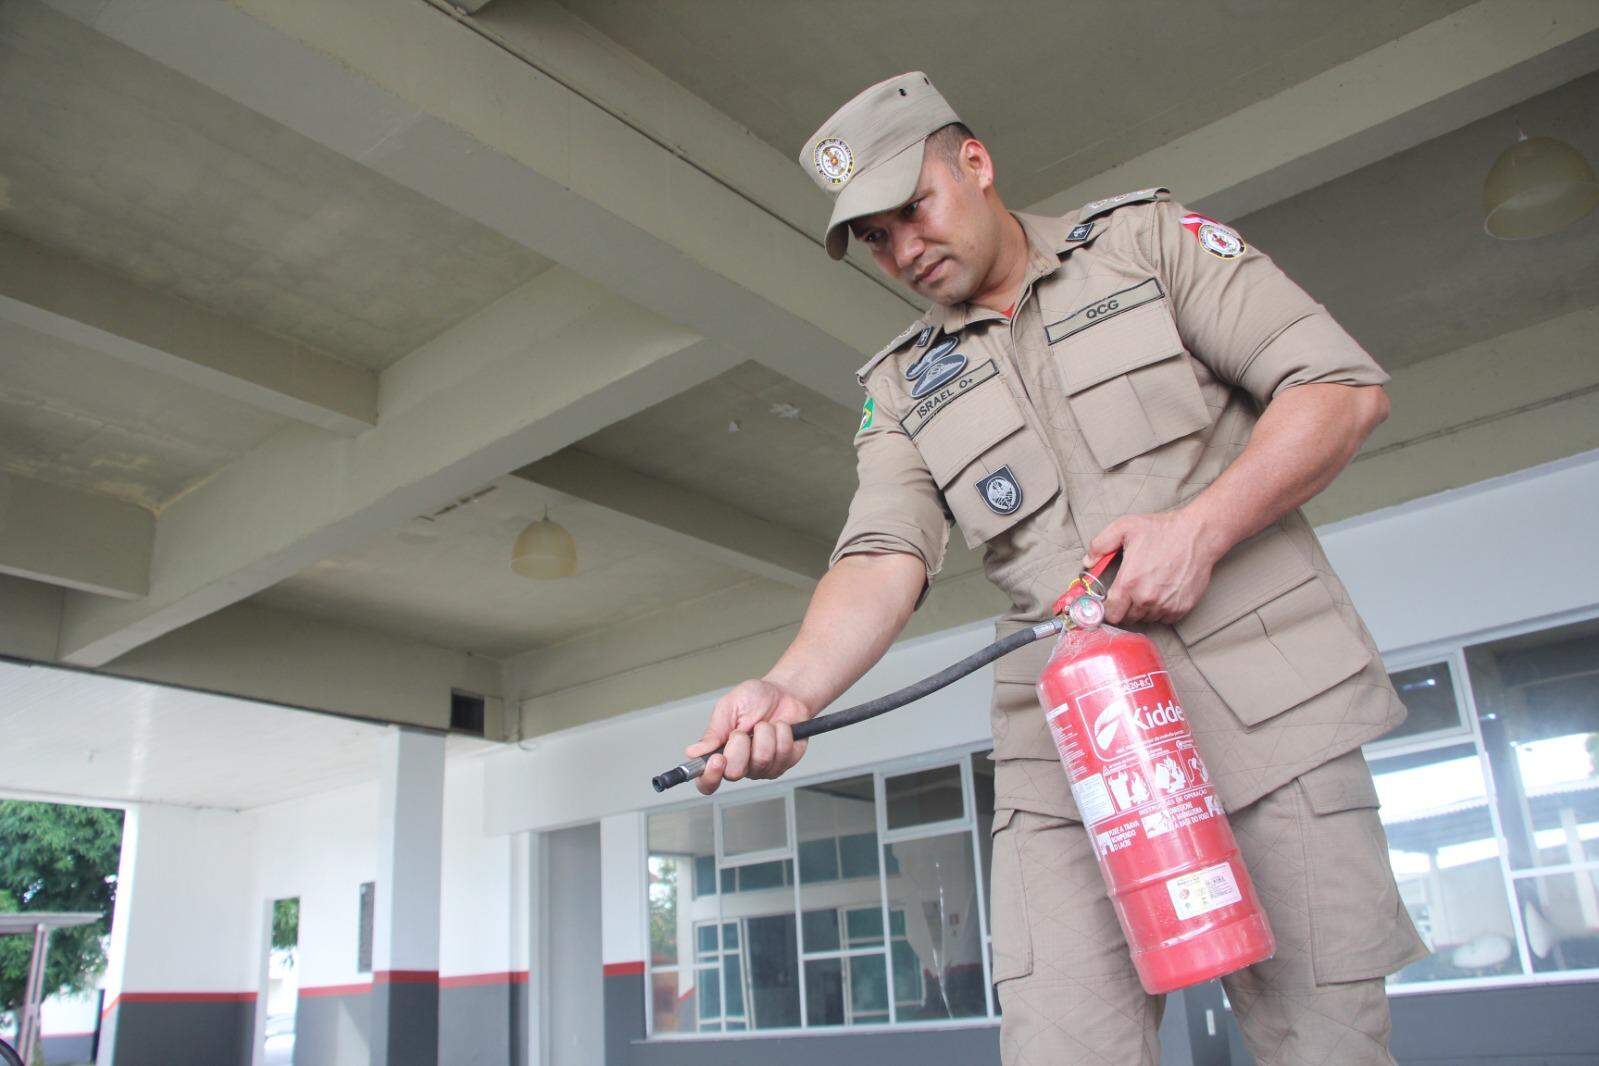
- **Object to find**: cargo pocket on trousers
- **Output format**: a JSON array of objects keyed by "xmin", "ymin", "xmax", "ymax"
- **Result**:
[
  {"xmin": 1299, "ymin": 752, "xmax": 1429, "ymax": 984},
  {"xmin": 989, "ymin": 808, "xmax": 1034, "ymax": 985},
  {"xmin": 909, "ymin": 373, "xmax": 1060, "ymax": 549},
  {"xmin": 1047, "ymin": 286, "xmax": 1212, "ymax": 469},
  {"xmin": 1175, "ymin": 529, "xmax": 1372, "ymax": 727}
]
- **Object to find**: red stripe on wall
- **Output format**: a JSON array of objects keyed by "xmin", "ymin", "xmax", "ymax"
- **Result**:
[
  {"xmin": 373, "ymin": 969, "xmax": 439, "ymax": 985},
  {"xmin": 102, "ymin": 991, "xmax": 256, "ymax": 1017},
  {"xmin": 603, "ymin": 961, "xmax": 645, "ymax": 977},
  {"xmin": 438, "ymin": 970, "xmax": 529, "ymax": 989},
  {"xmin": 298, "ymin": 982, "xmax": 373, "ymax": 998}
]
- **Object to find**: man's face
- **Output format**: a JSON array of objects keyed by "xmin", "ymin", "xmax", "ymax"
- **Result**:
[{"xmin": 849, "ymin": 139, "xmax": 999, "ymax": 306}]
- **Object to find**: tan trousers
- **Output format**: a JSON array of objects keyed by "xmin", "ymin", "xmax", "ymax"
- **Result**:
[{"xmin": 990, "ymin": 760, "xmax": 1428, "ymax": 1064}]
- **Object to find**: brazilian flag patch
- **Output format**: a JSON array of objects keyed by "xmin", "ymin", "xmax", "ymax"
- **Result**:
[{"xmin": 858, "ymin": 396, "xmax": 875, "ymax": 434}]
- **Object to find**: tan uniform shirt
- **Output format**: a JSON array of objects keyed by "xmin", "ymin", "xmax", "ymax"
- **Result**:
[{"xmin": 835, "ymin": 190, "xmax": 1406, "ymax": 818}]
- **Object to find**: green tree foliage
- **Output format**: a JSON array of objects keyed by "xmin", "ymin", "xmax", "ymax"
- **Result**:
[
  {"xmin": 0, "ymin": 801, "xmax": 122, "ymax": 1018},
  {"xmin": 271, "ymin": 897, "xmax": 299, "ymax": 951}
]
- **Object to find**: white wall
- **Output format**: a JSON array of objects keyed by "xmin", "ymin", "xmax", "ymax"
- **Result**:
[
  {"xmin": 1318, "ymin": 449, "xmax": 1599, "ymax": 655},
  {"xmin": 103, "ymin": 804, "xmax": 261, "ymax": 997},
  {"xmin": 251, "ymin": 781, "xmax": 380, "ymax": 991},
  {"xmin": 439, "ymin": 757, "xmax": 522, "ymax": 978},
  {"xmin": 485, "ymin": 449, "xmax": 1599, "ymax": 839}
]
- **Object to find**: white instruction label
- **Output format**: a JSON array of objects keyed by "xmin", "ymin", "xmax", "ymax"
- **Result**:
[
  {"xmin": 1070, "ymin": 773, "xmax": 1116, "ymax": 825},
  {"xmin": 1166, "ymin": 862, "xmax": 1243, "ymax": 921}
]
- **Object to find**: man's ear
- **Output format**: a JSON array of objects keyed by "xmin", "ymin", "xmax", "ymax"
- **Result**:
[{"xmin": 963, "ymin": 138, "xmax": 996, "ymax": 191}]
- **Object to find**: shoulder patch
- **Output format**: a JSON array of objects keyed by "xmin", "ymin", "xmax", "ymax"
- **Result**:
[
  {"xmin": 856, "ymin": 319, "xmax": 932, "ymax": 384},
  {"xmin": 1077, "ymin": 186, "xmax": 1170, "ymax": 223}
]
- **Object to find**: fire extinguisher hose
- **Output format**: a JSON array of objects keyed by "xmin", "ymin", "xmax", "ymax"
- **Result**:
[{"xmin": 650, "ymin": 617, "xmax": 1065, "ymax": 792}]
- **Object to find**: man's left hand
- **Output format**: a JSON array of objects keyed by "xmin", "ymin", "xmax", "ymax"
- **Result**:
[{"xmin": 1084, "ymin": 509, "xmax": 1225, "ymax": 626}]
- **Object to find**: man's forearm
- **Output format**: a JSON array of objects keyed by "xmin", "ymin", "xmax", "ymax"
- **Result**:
[
  {"xmin": 763, "ymin": 551, "xmax": 926, "ymax": 715},
  {"xmin": 1185, "ymin": 383, "xmax": 1388, "ymax": 557}
]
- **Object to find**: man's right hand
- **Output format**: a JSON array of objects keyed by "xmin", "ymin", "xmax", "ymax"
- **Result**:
[{"xmin": 686, "ymin": 679, "xmax": 813, "ymax": 796}]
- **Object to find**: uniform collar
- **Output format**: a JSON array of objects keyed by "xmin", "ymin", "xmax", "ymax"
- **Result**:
[{"xmin": 923, "ymin": 211, "xmax": 1087, "ymax": 333}]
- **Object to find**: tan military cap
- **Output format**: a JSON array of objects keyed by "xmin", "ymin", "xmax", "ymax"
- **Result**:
[{"xmin": 799, "ymin": 72, "xmax": 962, "ymax": 260}]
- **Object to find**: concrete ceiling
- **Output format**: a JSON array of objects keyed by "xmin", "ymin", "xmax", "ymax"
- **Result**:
[
  {"xmin": 253, "ymin": 474, "xmax": 766, "ymax": 659},
  {"xmin": 554, "ymin": 0, "xmax": 1476, "ymax": 210},
  {"xmin": 0, "ymin": 658, "xmax": 494, "ymax": 811},
  {"xmin": 579, "ymin": 361, "xmax": 860, "ymax": 545},
  {"xmin": 0, "ymin": 1, "xmax": 552, "ymax": 374},
  {"xmin": 1, "ymin": 0, "xmax": 1595, "ymax": 762},
  {"xmin": 0, "ymin": 317, "xmax": 287, "ymax": 512},
  {"xmin": 1237, "ymin": 69, "xmax": 1599, "ymax": 372}
]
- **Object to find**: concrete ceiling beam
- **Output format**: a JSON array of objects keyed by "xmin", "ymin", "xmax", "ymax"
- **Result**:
[
  {"xmin": 45, "ymin": 0, "xmax": 915, "ymax": 410},
  {"xmin": 1028, "ymin": 0, "xmax": 1599, "ymax": 221},
  {"xmin": 0, "ymin": 473, "xmax": 152, "ymax": 599},
  {"xmin": 514, "ymin": 450, "xmax": 831, "ymax": 591},
  {"xmin": 54, "ymin": 269, "xmax": 734, "ymax": 668},
  {"xmin": 105, "ymin": 600, "xmax": 506, "ymax": 737},
  {"xmin": 0, "ymin": 575, "xmax": 64, "ymax": 664},
  {"xmin": 0, "ymin": 231, "xmax": 377, "ymax": 437}
]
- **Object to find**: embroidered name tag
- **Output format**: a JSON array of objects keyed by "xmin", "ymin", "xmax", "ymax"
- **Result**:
[
  {"xmin": 1044, "ymin": 277, "xmax": 1165, "ymax": 345},
  {"xmin": 900, "ymin": 360, "xmax": 999, "ymax": 438}
]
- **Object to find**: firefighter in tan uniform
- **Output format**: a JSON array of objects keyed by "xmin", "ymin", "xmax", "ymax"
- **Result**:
[{"xmin": 686, "ymin": 72, "xmax": 1427, "ymax": 1064}]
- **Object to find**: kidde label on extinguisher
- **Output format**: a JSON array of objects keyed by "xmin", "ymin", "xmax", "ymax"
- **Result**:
[{"xmin": 1167, "ymin": 862, "xmax": 1243, "ymax": 921}]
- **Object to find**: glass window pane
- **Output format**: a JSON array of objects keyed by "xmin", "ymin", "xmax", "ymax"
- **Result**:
[
  {"xmin": 804, "ymin": 957, "xmax": 845, "ymax": 1027},
  {"xmin": 839, "ymin": 833, "xmax": 880, "ymax": 879},
  {"xmin": 1517, "ymin": 871, "xmax": 1599, "ymax": 973},
  {"xmin": 723, "ymin": 797, "xmax": 789, "ymax": 858},
  {"xmin": 798, "ymin": 838, "xmax": 840, "ymax": 883},
  {"xmin": 648, "ymin": 808, "xmax": 715, "ymax": 969},
  {"xmin": 695, "ymin": 924, "xmax": 719, "ymax": 957},
  {"xmin": 650, "ymin": 969, "xmax": 715, "ymax": 1034},
  {"xmin": 885, "ymin": 764, "xmax": 965, "ymax": 830},
  {"xmin": 882, "ymin": 832, "xmax": 986, "ymax": 1019},
  {"xmin": 1384, "ymin": 662, "xmax": 1464, "ymax": 741},
  {"xmin": 849, "ymin": 953, "xmax": 889, "ymax": 1017},
  {"xmin": 697, "ymin": 965, "xmax": 721, "ymax": 1019},
  {"xmin": 723, "ymin": 952, "xmax": 746, "ymax": 1017},
  {"xmin": 723, "ymin": 922, "xmax": 739, "ymax": 949},
  {"xmin": 738, "ymin": 859, "xmax": 791, "ymax": 891},
  {"xmin": 1466, "ymin": 618, "xmax": 1599, "ymax": 872},
  {"xmin": 845, "ymin": 907, "xmax": 883, "ymax": 946},
  {"xmin": 796, "ymin": 776, "xmax": 881, "ymax": 956},
  {"xmin": 743, "ymin": 913, "xmax": 801, "ymax": 1029},
  {"xmin": 802, "ymin": 909, "xmax": 841, "ymax": 953},
  {"xmin": 1369, "ymin": 743, "xmax": 1522, "ymax": 983}
]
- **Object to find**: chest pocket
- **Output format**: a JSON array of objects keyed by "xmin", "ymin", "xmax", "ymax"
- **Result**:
[
  {"xmin": 1044, "ymin": 279, "xmax": 1212, "ymax": 468},
  {"xmin": 905, "ymin": 370, "xmax": 1059, "ymax": 549}
]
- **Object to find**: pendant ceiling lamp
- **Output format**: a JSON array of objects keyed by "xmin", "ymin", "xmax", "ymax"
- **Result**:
[
  {"xmin": 1483, "ymin": 129, "xmax": 1598, "ymax": 239},
  {"xmin": 512, "ymin": 510, "xmax": 577, "ymax": 580}
]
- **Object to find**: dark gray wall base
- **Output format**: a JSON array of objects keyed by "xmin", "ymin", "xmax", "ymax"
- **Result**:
[
  {"xmin": 99, "ymin": 999, "xmax": 253, "ymax": 1066},
  {"xmin": 370, "ymin": 982, "xmax": 438, "ymax": 1066},
  {"xmin": 1389, "ymin": 982, "xmax": 1599, "ymax": 1065},
  {"xmin": 42, "ymin": 1031, "xmax": 94, "ymax": 1065},
  {"xmin": 296, "ymin": 991, "xmax": 373, "ymax": 1066},
  {"xmin": 438, "ymin": 981, "xmax": 524, "ymax": 1066}
]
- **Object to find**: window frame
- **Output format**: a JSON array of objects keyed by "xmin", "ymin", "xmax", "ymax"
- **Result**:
[
  {"xmin": 643, "ymin": 741, "xmax": 1001, "ymax": 1040},
  {"xmin": 1377, "ymin": 607, "xmax": 1599, "ymax": 996}
]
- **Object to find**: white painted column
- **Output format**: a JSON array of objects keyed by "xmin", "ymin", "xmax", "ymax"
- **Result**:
[
  {"xmin": 599, "ymin": 813, "xmax": 645, "ymax": 974},
  {"xmin": 97, "ymin": 804, "xmax": 261, "ymax": 1066},
  {"xmin": 370, "ymin": 726, "xmax": 446, "ymax": 1066}
]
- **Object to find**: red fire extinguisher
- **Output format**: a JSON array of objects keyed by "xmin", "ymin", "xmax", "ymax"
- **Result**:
[{"xmin": 1039, "ymin": 555, "xmax": 1275, "ymax": 994}]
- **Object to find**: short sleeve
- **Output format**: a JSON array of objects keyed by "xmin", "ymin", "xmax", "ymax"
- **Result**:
[
  {"xmin": 830, "ymin": 381, "xmax": 950, "ymax": 594},
  {"xmin": 1145, "ymin": 200, "xmax": 1390, "ymax": 408}
]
